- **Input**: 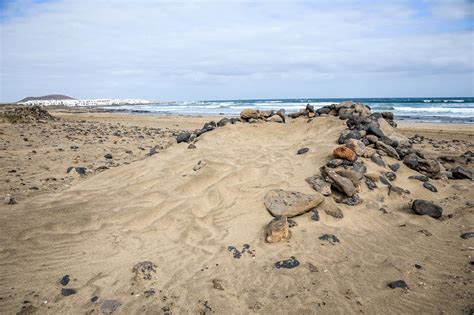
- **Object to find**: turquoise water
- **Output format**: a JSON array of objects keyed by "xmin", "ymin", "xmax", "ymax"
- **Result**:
[{"xmin": 105, "ymin": 97, "xmax": 474, "ymax": 123}]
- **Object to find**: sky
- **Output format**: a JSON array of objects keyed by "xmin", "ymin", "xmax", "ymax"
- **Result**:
[{"xmin": 0, "ymin": 0, "xmax": 473, "ymax": 102}]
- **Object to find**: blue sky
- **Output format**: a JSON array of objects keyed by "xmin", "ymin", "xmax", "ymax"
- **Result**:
[{"xmin": 0, "ymin": 0, "xmax": 473, "ymax": 101}]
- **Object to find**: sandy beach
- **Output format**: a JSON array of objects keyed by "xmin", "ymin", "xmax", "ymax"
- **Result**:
[{"xmin": 0, "ymin": 106, "xmax": 473, "ymax": 314}]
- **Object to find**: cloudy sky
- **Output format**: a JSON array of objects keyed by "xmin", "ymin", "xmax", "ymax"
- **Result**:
[{"xmin": 0, "ymin": 0, "xmax": 473, "ymax": 101}]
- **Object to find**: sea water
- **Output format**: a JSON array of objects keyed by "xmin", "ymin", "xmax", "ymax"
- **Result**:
[{"xmin": 104, "ymin": 97, "xmax": 474, "ymax": 123}]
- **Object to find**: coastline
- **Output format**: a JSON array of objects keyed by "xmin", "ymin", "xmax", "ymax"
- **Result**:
[{"xmin": 0, "ymin": 107, "xmax": 472, "ymax": 314}]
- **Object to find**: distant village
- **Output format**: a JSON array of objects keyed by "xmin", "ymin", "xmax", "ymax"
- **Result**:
[{"xmin": 18, "ymin": 99, "xmax": 152, "ymax": 106}]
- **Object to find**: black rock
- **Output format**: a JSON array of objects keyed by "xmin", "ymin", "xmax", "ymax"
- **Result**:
[
  {"xmin": 104, "ymin": 153, "xmax": 113, "ymax": 159},
  {"xmin": 414, "ymin": 264, "xmax": 422, "ymax": 269},
  {"xmin": 297, "ymin": 147, "xmax": 309, "ymax": 155},
  {"xmin": 412, "ymin": 200, "xmax": 443, "ymax": 219},
  {"xmin": 381, "ymin": 112, "xmax": 394, "ymax": 120},
  {"xmin": 335, "ymin": 194, "xmax": 363, "ymax": 206},
  {"xmin": 460, "ymin": 232, "xmax": 474, "ymax": 239},
  {"xmin": 91, "ymin": 296, "xmax": 99, "ymax": 303},
  {"xmin": 338, "ymin": 130, "xmax": 361, "ymax": 144},
  {"xmin": 450, "ymin": 166, "xmax": 472, "ymax": 180},
  {"xmin": 217, "ymin": 118, "xmax": 230, "ymax": 127},
  {"xmin": 306, "ymin": 104, "xmax": 315, "ymax": 113},
  {"xmin": 60, "ymin": 275, "xmax": 70, "ymax": 286},
  {"xmin": 227, "ymin": 246, "xmax": 241, "ymax": 259},
  {"xmin": 187, "ymin": 144, "xmax": 196, "ymax": 149},
  {"xmin": 319, "ymin": 234, "xmax": 340, "ymax": 243},
  {"xmin": 365, "ymin": 178, "xmax": 377, "ymax": 190},
  {"xmin": 75, "ymin": 167, "xmax": 87, "ymax": 175},
  {"xmin": 352, "ymin": 162, "xmax": 367, "ymax": 174},
  {"xmin": 287, "ymin": 218, "xmax": 297, "ymax": 227},
  {"xmin": 388, "ymin": 163, "xmax": 400, "ymax": 172},
  {"xmin": 327, "ymin": 159, "xmax": 344, "ymax": 168},
  {"xmin": 367, "ymin": 123, "xmax": 384, "ymax": 138},
  {"xmin": 202, "ymin": 121, "xmax": 216, "ymax": 132},
  {"xmin": 408, "ymin": 175, "xmax": 429, "ymax": 182},
  {"xmin": 387, "ymin": 280, "xmax": 408, "ymax": 289},
  {"xmin": 176, "ymin": 132, "xmax": 191, "ymax": 143},
  {"xmin": 275, "ymin": 257, "xmax": 300, "ymax": 269},
  {"xmin": 316, "ymin": 107, "xmax": 331, "ymax": 115},
  {"xmin": 311, "ymin": 209, "xmax": 320, "ymax": 221},
  {"xmin": 61, "ymin": 288, "xmax": 76, "ymax": 296},
  {"xmin": 423, "ymin": 182, "xmax": 438, "ymax": 192},
  {"xmin": 371, "ymin": 155, "xmax": 385, "ymax": 167},
  {"xmin": 379, "ymin": 176, "xmax": 391, "ymax": 186},
  {"xmin": 385, "ymin": 172, "xmax": 396, "ymax": 181}
]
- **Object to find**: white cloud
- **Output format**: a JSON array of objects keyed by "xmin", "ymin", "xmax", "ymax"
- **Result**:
[{"xmin": 0, "ymin": 0, "xmax": 473, "ymax": 101}]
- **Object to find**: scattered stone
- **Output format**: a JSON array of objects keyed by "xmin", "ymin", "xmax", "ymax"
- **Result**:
[
  {"xmin": 311, "ymin": 209, "xmax": 320, "ymax": 221},
  {"xmin": 388, "ymin": 185, "xmax": 410, "ymax": 195},
  {"xmin": 91, "ymin": 296, "xmax": 99, "ymax": 303},
  {"xmin": 193, "ymin": 160, "xmax": 207, "ymax": 171},
  {"xmin": 269, "ymin": 114, "xmax": 284, "ymax": 123},
  {"xmin": 227, "ymin": 246, "xmax": 242, "ymax": 259},
  {"xmin": 371, "ymin": 155, "xmax": 385, "ymax": 167},
  {"xmin": 176, "ymin": 132, "xmax": 191, "ymax": 143},
  {"xmin": 388, "ymin": 163, "xmax": 400, "ymax": 172},
  {"xmin": 365, "ymin": 178, "xmax": 377, "ymax": 190},
  {"xmin": 324, "ymin": 204, "xmax": 344, "ymax": 218},
  {"xmin": 307, "ymin": 263, "xmax": 318, "ymax": 272},
  {"xmin": 385, "ymin": 172, "xmax": 396, "ymax": 181},
  {"xmin": 263, "ymin": 189, "xmax": 324, "ymax": 217},
  {"xmin": 275, "ymin": 257, "xmax": 300, "ymax": 269},
  {"xmin": 60, "ymin": 275, "xmax": 70, "ymax": 286},
  {"xmin": 403, "ymin": 153, "xmax": 440, "ymax": 177},
  {"xmin": 217, "ymin": 118, "xmax": 230, "ymax": 127},
  {"xmin": 61, "ymin": 288, "xmax": 76, "ymax": 296},
  {"xmin": 320, "ymin": 166, "xmax": 356, "ymax": 197},
  {"xmin": 132, "ymin": 261, "xmax": 157, "ymax": 280},
  {"xmin": 364, "ymin": 173, "xmax": 379, "ymax": 182},
  {"xmin": 387, "ymin": 280, "xmax": 408, "ymax": 289},
  {"xmin": 461, "ymin": 232, "xmax": 474, "ymax": 239},
  {"xmin": 212, "ymin": 279, "xmax": 224, "ymax": 290},
  {"xmin": 265, "ymin": 216, "xmax": 291, "ymax": 243},
  {"xmin": 366, "ymin": 135, "xmax": 379, "ymax": 144},
  {"xmin": 336, "ymin": 169, "xmax": 363, "ymax": 185},
  {"xmin": 104, "ymin": 153, "xmax": 113, "ymax": 159},
  {"xmin": 100, "ymin": 300, "xmax": 121, "ymax": 314},
  {"xmin": 5, "ymin": 194, "xmax": 16, "ymax": 205},
  {"xmin": 379, "ymin": 176, "xmax": 391, "ymax": 186},
  {"xmin": 319, "ymin": 234, "xmax": 340, "ymax": 243},
  {"xmin": 297, "ymin": 147, "xmax": 309, "ymax": 155},
  {"xmin": 335, "ymin": 194, "xmax": 362, "ymax": 206},
  {"xmin": 327, "ymin": 159, "xmax": 344, "ymax": 168},
  {"xmin": 333, "ymin": 146, "xmax": 356, "ymax": 161},
  {"xmin": 338, "ymin": 130, "xmax": 361, "ymax": 144},
  {"xmin": 66, "ymin": 166, "xmax": 87, "ymax": 176},
  {"xmin": 450, "ymin": 166, "xmax": 472, "ymax": 180},
  {"xmin": 414, "ymin": 264, "xmax": 422, "ymax": 269},
  {"xmin": 412, "ymin": 200, "xmax": 443, "ymax": 219},
  {"xmin": 287, "ymin": 218, "xmax": 297, "ymax": 227},
  {"xmin": 144, "ymin": 289, "xmax": 156, "ymax": 297},
  {"xmin": 408, "ymin": 175, "xmax": 429, "ymax": 182},
  {"xmin": 305, "ymin": 175, "xmax": 332, "ymax": 196},
  {"xmin": 423, "ymin": 182, "xmax": 438, "ymax": 192},
  {"xmin": 187, "ymin": 144, "xmax": 196, "ymax": 149},
  {"xmin": 345, "ymin": 139, "xmax": 366, "ymax": 156},
  {"xmin": 375, "ymin": 141, "xmax": 400, "ymax": 159}
]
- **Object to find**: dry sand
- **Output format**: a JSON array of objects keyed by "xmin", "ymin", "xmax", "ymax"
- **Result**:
[{"xmin": 0, "ymin": 111, "xmax": 473, "ymax": 314}]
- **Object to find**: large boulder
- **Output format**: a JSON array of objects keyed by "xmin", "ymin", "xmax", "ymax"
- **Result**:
[
  {"xmin": 240, "ymin": 108, "xmax": 260, "ymax": 120},
  {"xmin": 264, "ymin": 189, "xmax": 324, "ymax": 217},
  {"xmin": 176, "ymin": 132, "xmax": 191, "ymax": 143},
  {"xmin": 450, "ymin": 166, "xmax": 472, "ymax": 180},
  {"xmin": 412, "ymin": 200, "xmax": 443, "ymax": 219},
  {"xmin": 321, "ymin": 166, "xmax": 356, "ymax": 197}
]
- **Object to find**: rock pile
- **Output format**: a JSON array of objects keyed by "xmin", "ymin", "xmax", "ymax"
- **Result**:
[{"xmin": 1, "ymin": 105, "xmax": 58, "ymax": 123}]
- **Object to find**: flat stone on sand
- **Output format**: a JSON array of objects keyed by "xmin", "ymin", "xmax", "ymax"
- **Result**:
[{"xmin": 264, "ymin": 189, "xmax": 324, "ymax": 218}]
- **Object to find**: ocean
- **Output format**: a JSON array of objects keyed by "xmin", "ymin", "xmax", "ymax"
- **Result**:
[{"xmin": 105, "ymin": 97, "xmax": 474, "ymax": 123}]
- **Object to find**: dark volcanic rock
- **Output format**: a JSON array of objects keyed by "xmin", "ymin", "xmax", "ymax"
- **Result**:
[
  {"xmin": 389, "ymin": 163, "xmax": 400, "ymax": 172},
  {"xmin": 365, "ymin": 178, "xmax": 377, "ymax": 190},
  {"xmin": 275, "ymin": 257, "xmax": 300, "ymax": 269},
  {"xmin": 338, "ymin": 130, "xmax": 361, "ymax": 144},
  {"xmin": 403, "ymin": 153, "xmax": 440, "ymax": 177},
  {"xmin": 297, "ymin": 147, "xmax": 309, "ymax": 155},
  {"xmin": 176, "ymin": 132, "xmax": 191, "ymax": 143},
  {"xmin": 412, "ymin": 200, "xmax": 443, "ymax": 219},
  {"xmin": 327, "ymin": 159, "xmax": 344, "ymax": 168},
  {"xmin": 423, "ymin": 182, "xmax": 438, "ymax": 192},
  {"xmin": 379, "ymin": 176, "xmax": 391, "ymax": 186},
  {"xmin": 371, "ymin": 155, "xmax": 385, "ymax": 167},
  {"xmin": 104, "ymin": 153, "xmax": 113, "ymax": 159},
  {"xmin": 450, "ymin": 166, "xmax": 472, "ymax": 180},
  {"xmin": 217, "ymin": 118, "xmax": 230, "ymax": 127},
  {"xmin": 460, "ymin": 232, "xmax": 474, "ymax": 239},
  {"xmin": 311, "ymin": 209, "xmax": 320, "ymax": 221},
  {"xmin": 387, "ymin": 280, "xmax": 408, "ymax": 289},
  {"xmin": 60, "ymin": 275, "xmax": 70, "ymax": 286},
  {"xmin": 61, "ymin": 288, "xmax": 77, "ymax": 296},
  {"xmin": 408, "ymin": 175, "xmax": 429, "ymax": 182},
  {"xmin": 319, "ymin": 234, "xmax": 340, "ymax": 243},
  {"xmin": 335, "ymin": 194, "xmax": 363, "ymax": 206}
]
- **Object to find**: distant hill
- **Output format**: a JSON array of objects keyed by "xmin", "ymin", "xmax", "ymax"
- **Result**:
[{"xmin": 17, "ymin": 94, "xmax": 76, "ymax": 103}]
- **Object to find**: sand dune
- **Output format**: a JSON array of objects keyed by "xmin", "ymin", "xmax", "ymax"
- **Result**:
[{"xmin": 0, "ymin": 116, "xmax": 473, "ymax": 314}]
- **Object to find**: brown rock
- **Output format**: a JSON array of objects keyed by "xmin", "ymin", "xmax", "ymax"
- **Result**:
[
  {"xmin": 320, "ymin": 166, "xmax": 356, "ymax": 197},
  {"xmin": 333, "ymin": 146, "xmax": 356, "ymax": 161},
  {"xmin": 265, "ymin": 216, "xmax": 292, "ymax": 243},
  {"xmin": 264, "ymin": 189, "xmax": 324, "ymax": 217},
  {"xmin": 240, "ymin": 108, "xmax": 260, "ymax": 120},
  {"xmin": 345, "ymin": 139, "xmax": 366, "ymax": 156}
]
